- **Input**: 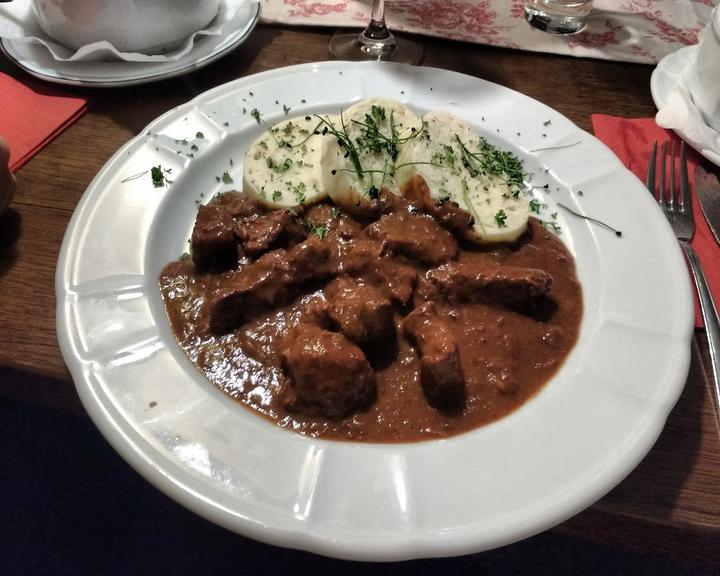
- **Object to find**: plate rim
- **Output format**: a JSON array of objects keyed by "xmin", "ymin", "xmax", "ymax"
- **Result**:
[{"xmin": 56, "ymin": 60, "xmax": 694, "ymax": 561}]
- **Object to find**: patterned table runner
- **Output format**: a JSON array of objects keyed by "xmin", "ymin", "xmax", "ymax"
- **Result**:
[{"xmin": 259, "ymin": 0, "xmax": 716, "ymax": 64}]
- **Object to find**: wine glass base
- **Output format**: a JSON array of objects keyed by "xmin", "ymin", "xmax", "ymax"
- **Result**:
[{"xmin": 329, "ymin": 29, "xmax": 424, "ymax": 64}]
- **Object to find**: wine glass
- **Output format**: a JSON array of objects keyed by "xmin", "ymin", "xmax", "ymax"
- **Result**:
[{"xmin": 328, "ymin": 0, "xmax": 424, "ymax": 64}]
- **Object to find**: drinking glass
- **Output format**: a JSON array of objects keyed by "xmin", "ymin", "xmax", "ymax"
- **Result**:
[
  {"xmin": 524, "ymin": 0, "xmax": 594, "ymax": 34},
  {"xmin": 329, "ymin": 0, "xmax": 424, "ymax": 64}
]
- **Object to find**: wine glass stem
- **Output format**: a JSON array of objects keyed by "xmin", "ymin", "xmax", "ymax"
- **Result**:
[{"xmin": 364, "ymin": 0, "xmax": 392, "ymax": 41}]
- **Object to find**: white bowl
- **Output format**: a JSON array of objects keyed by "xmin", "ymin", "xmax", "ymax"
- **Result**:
[{"xmin": 32, "ymin": 0, "xmax": 221, "ymax": 53}]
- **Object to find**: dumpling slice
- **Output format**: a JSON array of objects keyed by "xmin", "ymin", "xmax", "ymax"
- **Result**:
[
  {"xmin": 396, "ymin": 110, "xmax": 530, "ymax": 244},
  {"xmin": 320, "ymin": 98, "xmax": 422, "ymax": 213},
  {"xmin": 243, "ymin": 114, "xmax": 334, "ymax": 208}
]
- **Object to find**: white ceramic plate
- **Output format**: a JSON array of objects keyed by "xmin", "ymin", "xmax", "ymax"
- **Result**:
[
  {"xmin": 0, "ymin": 1, "xmax": 260, "ymax": 87},
  {"xmin": 651, "ymin": 44, "xmax": 720, "ymax": 167},
  {"xmin": 56, "ymin": 61, "xmax": 693, "ymax": 561}
]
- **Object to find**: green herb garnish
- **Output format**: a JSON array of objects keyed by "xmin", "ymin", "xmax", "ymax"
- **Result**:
[
  {"xmin": 151, "ymin": 165, "xmax": 172, "ymax": 188},
  {"xmin": 221, "ymin": 171, "xmax": 233, "ymax": 184},
  {"xmin": 557, "ymin": 203, "xmax": 622, "ymax": 237},
  {"xmin": 456, "ymin": 136, "xmax": 524, "ymax": 190},
  {"xmin": 305, "ymin": 220, "xmax": 328, "ymax": 240},
  {"xmin": 495, "ymin": 209, "xmax": 508, "ymax": 228},
  {"xmin": 267, "ymin": 157, "xmax": 293, "ymax": 174}
]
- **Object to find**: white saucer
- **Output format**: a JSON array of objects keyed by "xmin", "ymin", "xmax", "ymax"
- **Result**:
[
  {"xmin": 651, "ymin": 44, "xmax": 720, "ymax": 167},
  {"xmin": 0, "ymin": 1, "xmax": 260, "ymax": 88}
]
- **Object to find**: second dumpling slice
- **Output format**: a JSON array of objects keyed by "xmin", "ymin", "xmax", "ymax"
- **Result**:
[
  {"xmin": 396, "ymin": 110, "xmax": 531, "ymax": 244},
  {"xmin": 321, "ymin": 98, "xmax": 422, "ymax": 213}
]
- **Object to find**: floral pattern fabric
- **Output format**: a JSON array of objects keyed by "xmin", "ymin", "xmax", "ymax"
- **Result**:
[{"xmin": 259, "ymin": 0, "xmax": 716, "ymax": 64}]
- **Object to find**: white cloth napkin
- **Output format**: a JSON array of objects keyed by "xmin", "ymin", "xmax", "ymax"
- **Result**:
[
  {"xmin": 655, "ymin": 23, "xmax": 720, "ymax": 166},
  {"xmin": 656, "ymin": 88, "xmax": 720, "ymax": 165},
  {"xmin": 0, "ymin": 0, "xmax": 252, "ymax": 62}
]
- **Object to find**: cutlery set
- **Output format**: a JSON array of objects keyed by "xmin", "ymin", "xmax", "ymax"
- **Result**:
[{"xmin": 647, "ymin": 142, "xmax": 720, "ymax": 420}]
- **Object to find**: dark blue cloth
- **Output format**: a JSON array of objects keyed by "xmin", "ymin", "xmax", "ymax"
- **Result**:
[{"xmin": 0, "ymin": 399, "xmax": 708, "ymax": 576}]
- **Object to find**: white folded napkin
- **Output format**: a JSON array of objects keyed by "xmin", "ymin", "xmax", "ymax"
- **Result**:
[
  {"xmin": 656, "ymin": 55, "xmax": 720, "ymax": 165},
  {"xmin": 0, "ymin": 0, "xmax": 252, "ymax": 62}
]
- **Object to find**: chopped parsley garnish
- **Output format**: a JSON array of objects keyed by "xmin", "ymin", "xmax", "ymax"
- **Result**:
[
  {"xmin": 495, "ymin": 209, "xmax": 508, "ymax": 228},
  {"xmin": 250, "ymin": 109, "xmax": 262, "ymax": 124},
  {"xmin": 283, "ymin": 104, "xmax": 291, "ymax": 115},
  {"xmin": 196, "ymin": 131, "xmax": 204, "ymax": 139},
  {"xmin": 456, "ymin": 136, "xmax": 524, "ymax": 189},
  {"xmin": 529, "ymin": 198, "xmax": 542, "ymax": 213},
  {"xmin": 272, "ymin": 190, "xmax": 282, "ymax": 201},
  {"xmin": 267, "ymin": 157, "xmax": 293, "ymax": 174},
  {"xmin": 431, "ymin": 144, "xmax": 455, "ymax": 167},
  {"xmin": 151, "ymin": 165, "xmax": 172, "ymax": 188},
  {"xmin": 305, "ymin": 220, "xmax": 328, "ymax": 239},
  {"xmin": 542, "ymin": 220, "xmax": 562, "ymax": 233},
  {"xmin": 221, "ymin": 171, "xmax": 233, "ymax": 184}
]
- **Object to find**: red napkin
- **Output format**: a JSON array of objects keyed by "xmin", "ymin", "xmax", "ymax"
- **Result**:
[
  {"xmin": 0, "ymin": 72, "xmax": 89, "ymax": 172},
  {"xmin": 592, "ymin": 115, "xmax": 720, "ymax": 328}
]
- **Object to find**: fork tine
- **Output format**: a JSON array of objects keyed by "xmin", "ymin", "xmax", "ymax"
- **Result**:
[
  {"xmin": 669, "ymin": 141, "xmax": 676, "ymax": 210},
  {"xmin": 659, "ymin": 142, "xmax": 668, "ymax": 207},
  {"xmin": 646, "ymin": 141, "xmax": 657, "ymax": 192},
  {"xmin": 679, "ymin": 141, "xmax": 690, "ymax": 212}
]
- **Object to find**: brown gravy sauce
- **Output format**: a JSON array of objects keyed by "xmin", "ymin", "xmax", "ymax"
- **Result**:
[{"xmin": 159, "ymin": 198, "xmax": 582, "ymax": 443}]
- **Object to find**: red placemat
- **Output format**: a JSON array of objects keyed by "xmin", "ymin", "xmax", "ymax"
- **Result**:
[
  {"xmin": 0, "ymin": 72, "xmax": 89, "ymax": 172},
  {"xmin": 593, "ymin": 114, "xmax": 718, "ymax": 328}
]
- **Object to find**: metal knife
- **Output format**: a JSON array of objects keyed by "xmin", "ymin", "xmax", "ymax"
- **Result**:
[
  {"xmin": 694, "ymin": 163, "xmax": 720, "ymax": 426},
  {"xmin": 696, "ymin": 164, "xmax": 720, "ymax": 245}
]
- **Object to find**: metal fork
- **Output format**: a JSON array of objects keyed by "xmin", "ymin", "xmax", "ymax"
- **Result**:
[{"xmin": 646, "ymin": 141, "xmax": 720, "ymax": 412}]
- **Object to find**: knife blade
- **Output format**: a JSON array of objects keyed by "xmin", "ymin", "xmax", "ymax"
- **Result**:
[{"xmin": 696, "ymin": 164, "xmax": 720, "ymax": 245}]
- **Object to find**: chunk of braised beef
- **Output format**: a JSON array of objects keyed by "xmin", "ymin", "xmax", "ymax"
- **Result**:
[
  {"xmin": 208, "ymin": 236, "xmax": 332, "ymax": 333},
  {"xmin": 296, "ymin": 297, "xmax": 333, "ymax": 328},
  {"xmin": 366, "ymin": 210, "xmax": 459, "ymax": 265},
  {"xmin": 421, "ymin": 261, "xmax": 553, "ymax": 310},
  {"xmin": 280, "ymin": 323, "xmax": 376, "ymax": 419},
  {"xmin": 402, "ymin": 175, "xmax": 475, "ymax": 239},
  {"xmin": 402, "ymin": 302, "xmax": 465, "ymax": 411},
  {"xmin": 304, "ymin": 204, "xmax": 363, "ymax": 241},
  {"xmin": 290, "ymin": 235, "xmax": 336, "ymax": 281},
  {"xmin": 338, "ymin": 239, "xmax": 418, "ymax": 305},
  {"xmin": 212, "ymin": 191, "xmax": 266, "ymax": 218},
  {"xmin": 324, "ymin": 276, "xmax": 394, "ymax": 344},
  {"xmin": 235, "ymin": 209, "xmax": 307, "ymax": 258},
  {"xmin": 366, "ymin": 188, "xmax": 419, "ymax": 216},
  {"xmin": 190, "ymin": 204, "xmax": 238, "ymax": 271}
]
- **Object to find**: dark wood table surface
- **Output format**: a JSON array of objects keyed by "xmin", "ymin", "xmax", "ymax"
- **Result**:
[{"xmin": 1, "ymin": 25, "xmax": 719, "ymax": 567}]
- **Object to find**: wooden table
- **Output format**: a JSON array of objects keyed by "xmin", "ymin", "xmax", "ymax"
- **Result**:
[{"xmin": 1, "ymin": 25, "xmax": 719, "ymax": 566}]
